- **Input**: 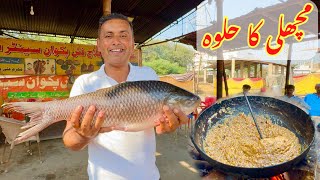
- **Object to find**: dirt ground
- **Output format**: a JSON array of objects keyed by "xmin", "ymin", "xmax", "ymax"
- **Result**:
[{"xmin": 0, "ymin": 126, "xmax": 200, "ymax": 180}]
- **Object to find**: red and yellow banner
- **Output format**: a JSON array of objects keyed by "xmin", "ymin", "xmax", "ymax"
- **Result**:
[
  {"xmin": 0, "ymin": 38, "xmax": 142, "ymax": 75},
  {"xmin": 223, "ymin": 77, "xmax": 265, "ymax": 95},
  {"xmin": 0, "ymin": 75, "xmax": 70, "ymax": 101},
  {"xmin": 293, "ymin": 73, "xmax": 320, "ymax": 95},
  {"xmin": 0, "ymin": 38, "xmax": 102, "ymax": 61}
]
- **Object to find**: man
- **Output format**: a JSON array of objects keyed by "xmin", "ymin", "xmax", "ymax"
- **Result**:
[
  {"xmin": 304, "ymin": 83, "xmax": 320, "ymax": 116},
  {"xmin": 24, "ymin": 62, "xmax": 35, "ymax": 74},
  {"xmin": 281, "ymin": 84, "xmax": 310, "ymax": 111},
  {"xmin": 242, "ymin": 84, "xmax": 251, "ymax": 93},
  {"xmin": 62, "ymin": 13, "xmax": 188, "ymax": 180}
]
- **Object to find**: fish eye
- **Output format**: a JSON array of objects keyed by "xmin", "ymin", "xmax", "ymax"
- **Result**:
[{"xmin": 185, "ymin": 99, "xmax": 193, "ymax": 105}]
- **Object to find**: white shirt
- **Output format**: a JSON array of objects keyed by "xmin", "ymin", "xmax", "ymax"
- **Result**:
[
  {"xmin": 280, "ymin": 95, "xmax": 310, "ymax": 113},
  {"xmin": 70, "ymin": 63, "xmax": 160, "ymax": 180}
]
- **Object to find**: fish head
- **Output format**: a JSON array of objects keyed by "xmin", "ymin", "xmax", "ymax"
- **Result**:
[{"xmin": 165, "ymin": 88, "xmax": 201, "ymax": 115}]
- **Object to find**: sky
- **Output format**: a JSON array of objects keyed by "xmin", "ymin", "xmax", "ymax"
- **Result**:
[{"xmin": 154, "ymin": 0, "xmax": 289, "ymax": 40}]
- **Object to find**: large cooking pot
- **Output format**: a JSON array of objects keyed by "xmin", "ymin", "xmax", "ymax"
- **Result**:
[{"xmin": 191, "ymin": 95, "xmax": 315, "ymax": 178}]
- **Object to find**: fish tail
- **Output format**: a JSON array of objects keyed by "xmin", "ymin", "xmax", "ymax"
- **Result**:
[
  {"xmin": 14, "ymin": 119, "xmax": 51, "ymax": 144},
  {"xmin": 3, "ymin": 102, "xmax": 55, "ymax": 144},
  {"xmin": 21, "ymin": 116, "xmax": 44, "ymax": 129}
]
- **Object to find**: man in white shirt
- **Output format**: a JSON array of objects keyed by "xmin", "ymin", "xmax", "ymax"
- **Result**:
[{"xmin": 62, "ymin": 13, "xmax": 189, "ymax": 180}]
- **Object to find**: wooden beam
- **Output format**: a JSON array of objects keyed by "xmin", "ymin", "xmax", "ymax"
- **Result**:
[
  {"xmin": 216, "ymin": 0, "xmax": 224, "ymax": 99},
  {"xmin": 231, "ymin": 59, "xmax": 235, "ymax": 78},
  {"xmin": 240, "ymin": 61, "xmax": 244, "ymax": 78},
  {"xmin": 268, "ymin": 63, "xmax": 273, "ymax": 76},
  {"xmin": 204, "ymin": 68, "xmax": 207, "ymax": 83},
  {"xmin": 275, "ymin": 65, "xmax": 279, "ymax": 75},
  {"xmin": 281, "ymin": 66, "xmax": 285, "ymax": 75},
  {"xmin": 247, "ymin": 64, "xmax": 251, "ymax": 78},
  {"xmin": 285, "ymin": 43, "xmax": 293, "ymax": 90},
  {"xmin": 137, "ymin": 48, "xmax": 142, "ymax": 66},
  {"xmin": 223, "ymin": 62, "xmax": 229, "ymax": 96},
  {"xmin": 254, "ymin": 64, "xmax": 258, "ymax": 77},
  {"xmin": 103, "ymin": 0, "xmax": 112, "ymax": 16}
]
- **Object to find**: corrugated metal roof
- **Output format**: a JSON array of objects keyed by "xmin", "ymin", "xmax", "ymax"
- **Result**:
[{"xmin": 0, "ymin": 0, "xmax": 204, "ymax": 43}]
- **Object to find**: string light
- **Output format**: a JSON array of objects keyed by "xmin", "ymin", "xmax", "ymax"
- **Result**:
[{"xmin": 30, "ymin": 5, "xmax": 34, "ymax": 15}]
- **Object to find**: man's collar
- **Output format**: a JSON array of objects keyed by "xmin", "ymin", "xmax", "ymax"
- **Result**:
[{"xmin": 97, "ymin": 62, "xmax": 135, "ymax": 78}]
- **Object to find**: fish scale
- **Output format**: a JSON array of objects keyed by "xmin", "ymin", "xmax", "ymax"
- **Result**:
[{"xmin": 2, "ymin": 80, "xmax": 201, "ymax": 144}]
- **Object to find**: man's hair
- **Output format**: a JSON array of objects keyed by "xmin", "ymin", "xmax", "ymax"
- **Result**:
[
  {"xmin": 316, "ymin": 83, "xmax": 320, "ymax": 87},
  {"xmin": 285, "ymin": 84, "xmax": 295, "ymax": 90},
  {"xmin": 242, "ymin": 84, "xmax": 251, "ymax": 90},
  {"xmin": 98, "ymin": 13, "xmax": 134, "ymax": 37}
]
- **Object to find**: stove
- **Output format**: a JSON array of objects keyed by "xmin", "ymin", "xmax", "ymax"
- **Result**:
[{"xmin": 204, "ymin": 170, "xmax": 313, "ymax": 180}]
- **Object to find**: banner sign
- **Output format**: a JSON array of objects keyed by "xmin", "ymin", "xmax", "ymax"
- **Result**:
[
  {"xmin": 0, "ymin": 38, "xmax": 141, "ymax": 75},
  {"xmin": 0, "ymin": 75, "xmax": 70, "ymax": 100}
]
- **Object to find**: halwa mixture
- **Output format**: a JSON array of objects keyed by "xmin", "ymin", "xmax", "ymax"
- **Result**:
[{"xmin": 204, "ymin": 113, "xmax": 301, "ymax": 168}]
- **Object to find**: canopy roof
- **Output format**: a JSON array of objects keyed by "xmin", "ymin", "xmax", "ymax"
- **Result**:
[{"xmin": 0, "ymin": 0, "xmax": 204, "ymax": 44}]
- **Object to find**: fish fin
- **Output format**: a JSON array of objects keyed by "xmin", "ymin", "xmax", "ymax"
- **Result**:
[
  {"xmin": 14, "ymin": 117, "xmax": 52, "ymax": 144},
  {"xmin": 2, "ymin": 102, "xmax": 44, "ymax": 118}
]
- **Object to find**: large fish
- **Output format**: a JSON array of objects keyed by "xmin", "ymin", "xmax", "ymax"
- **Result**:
[{"xmin": 2, "ymin": 80, "xmax": 201, "ymax": 144}]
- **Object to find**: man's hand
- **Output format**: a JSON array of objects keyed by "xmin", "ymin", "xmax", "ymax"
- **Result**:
[
  {"xmin": 70, "ymin": 105, "xmax": 113, "ymax": 139},
  {"xmin": 155, "ymin": 105, "xmax": 189, "ymax": 134},
  {"xmin": 63, "ymin": 105, "xmax": 114, "ymax": 151}
]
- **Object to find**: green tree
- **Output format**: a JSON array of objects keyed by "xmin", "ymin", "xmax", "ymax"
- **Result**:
[
  {"xmin": 142, "ymin": 40, "xmax": 194, "ymax": 75},
  {"xmin": 143, "ymin": 58, "xmax": 186, "ymax": 75}
]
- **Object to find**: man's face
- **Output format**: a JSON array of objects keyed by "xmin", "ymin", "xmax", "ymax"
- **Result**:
[
  {"xmin": 285, "ymin": 88, "xmax": 294, "ymax": 96},
  {"xmin": 97, "ymin": 19, "xmax": 134, "ymax": 68},
  {"xmin": 316, "ymin": 85, "xmax": 320, "ymax": 94},
  {"xmin": 27, "ymin": 63, "xmax": 32, "ymax": 70},
  {"xmin": 242, "ymin": 87, "xmax": 250, "ymax": 93}
]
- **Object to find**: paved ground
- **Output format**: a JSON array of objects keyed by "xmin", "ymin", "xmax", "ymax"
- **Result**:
[{"xmin": 0, "ymin": 126, "xmax": 200, "ymax": 180}]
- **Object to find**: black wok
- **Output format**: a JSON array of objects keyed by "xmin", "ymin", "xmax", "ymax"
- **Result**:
[{"xmin": 191, "ymin": 95, "xmax": 315, "ymax": 178}]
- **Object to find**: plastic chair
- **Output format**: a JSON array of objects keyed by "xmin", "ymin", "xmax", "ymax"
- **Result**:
[
  {"xmin": 0, "ymin": 116, "xmax": 42, "ymax": 172},
  {"xmin": 200, "ymin": 96, "xmax": 216, "ymax": 111}
]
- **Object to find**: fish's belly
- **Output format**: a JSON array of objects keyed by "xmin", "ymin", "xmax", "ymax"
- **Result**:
[{"xmin": 101, "ymin": 110, "xmax": 162, "ymax": 132}]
